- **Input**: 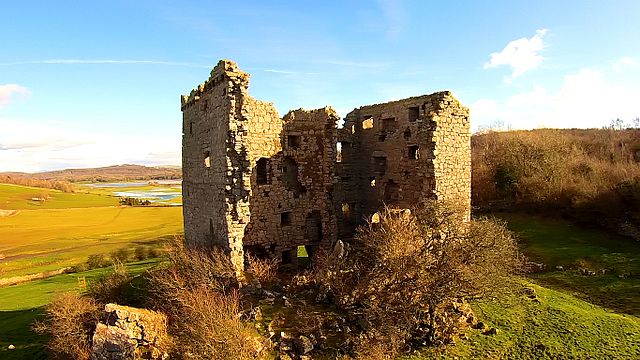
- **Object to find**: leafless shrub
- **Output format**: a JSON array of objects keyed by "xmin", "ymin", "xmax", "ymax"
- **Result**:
[
  {"xmin": 173, "ymin": 287, "xmax": 270, "ymax": 359},
  {"xmin": 246, "ymin": 254, "xmax": 279, "ymax": 283},
  {"xmin": 147, "ymin": 236, "xmax": 237, "ymax": 311},
  {"xmin": 33, "ymin": 293, "xmax": 99, "ymax": 360},
  {"xmin": 315, "ymin": 201, "xmax": 522, "ymax": 356},
  {"xmin": 147, "ymin": 236, "xmax": 270, "ymax": 359},
  {"xmin": 86, "ymin": 261, "xmax": 132, "ymax": 305}
]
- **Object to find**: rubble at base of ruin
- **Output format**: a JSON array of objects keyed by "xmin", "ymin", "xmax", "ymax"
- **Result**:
[{"xmin": 181, "ymin": 60, "xmax": 471, "ymax": 271}]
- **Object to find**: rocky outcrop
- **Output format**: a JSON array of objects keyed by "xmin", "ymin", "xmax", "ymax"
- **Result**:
[{"xmin": 91, "ymin": 304, "xmax": 169, "ymax": 360}]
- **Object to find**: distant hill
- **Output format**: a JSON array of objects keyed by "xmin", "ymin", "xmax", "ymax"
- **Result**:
[{"xmin": 1, "ymin": 164, "xmax": 182, "ymax": 183}]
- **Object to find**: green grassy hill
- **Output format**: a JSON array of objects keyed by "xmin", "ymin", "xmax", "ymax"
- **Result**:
[{"xmin": 0, "ymin": 183, "xmax": 182, "ymax": 278}]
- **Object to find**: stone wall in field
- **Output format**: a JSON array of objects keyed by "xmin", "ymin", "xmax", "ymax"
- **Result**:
[{"xmin": 181, "ymin": 60, "xmax": 470, "ymax": 271}]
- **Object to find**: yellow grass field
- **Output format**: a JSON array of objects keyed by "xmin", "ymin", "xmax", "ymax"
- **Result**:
[{"xmin": 0, "ymin": 184, "xmax": 182, "ymax": 278}]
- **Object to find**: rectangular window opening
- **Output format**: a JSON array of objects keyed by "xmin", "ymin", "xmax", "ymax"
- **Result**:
[
  {"xmin": 281, "ymin": 212, "xmax": 292, "ymax": 225},
  {"xmin": 408, "ymin": 145, "xmax": 419, "ymax": 160},
  {"xmin": 362, "ymin": 116, "xmax": 374, "ymax": 129},
  {"xmin": 287, "ymin": 135, "xmax": 301, "ymax": 149},
  {"xmin": 408, "ymin": 106, "xmax": 419, "ymax": 122},
  {"xmin": 373, "ymin": 156, "xmax": 387, "ymax": 176},
  {"xmin": 336, "ymin": 142, "xmax": 343, "ymax": 163},
  {"xmin": 204, "ymin": 151, "xmax": 211, "ymax": 168}
]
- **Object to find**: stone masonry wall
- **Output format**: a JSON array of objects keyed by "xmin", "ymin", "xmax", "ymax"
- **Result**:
[{"xmin": 182, "ymin": 60, "xmax": 470, "ymax": 271}]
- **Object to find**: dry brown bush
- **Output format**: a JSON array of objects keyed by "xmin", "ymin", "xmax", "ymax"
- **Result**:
[
  {"xmin": 147, "ymin": 237, "xmax": 237, "ymax": 309},
  {"xmin": 172, "ymin": 287, "xmax": 270, "ymax": 359},
  {"xmin": 472, "ymin": 129, "xmax": 640, "ymax": 207},
  {"xmin": 147, "ymin": 236, "xmax": 270, "ymax": 359},
  {"xmin": 472, "ymin": 128, "xmax": 640, "ymax": 238},
  {"xmin": 33, "ymin": 293, "xmax": 99, "ymax": 360},
  {"xmin": 86, "ymin": 261, "xmax": 132, "ymax": 304},
  {"xmin": 246, "ymin": 254, "xmax": 279, "ymax": 283},
  {"xmin": 315, "ymin": 201, "xmax": 522, "ymax": 356}
]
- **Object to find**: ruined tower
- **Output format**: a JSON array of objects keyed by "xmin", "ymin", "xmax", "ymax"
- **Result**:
[{"xmin": 181, "ymin": 60, "xmax": 470, "ymax": 271}]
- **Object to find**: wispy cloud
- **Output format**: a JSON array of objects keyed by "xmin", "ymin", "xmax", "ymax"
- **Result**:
[
  {"xmin": 0, "ymin": 84, "xmax": 30, "ymax": 106},
  {"xmin": 484, "ymin": 29, "xmax": 548, "ymax": 82},
  {"xmin": 377, "ymin": 0, "xmax": 407, "ymax": 39},
  {"xmin": 0, "ymin": 59, "xmax": 213, "ymax": 68}
]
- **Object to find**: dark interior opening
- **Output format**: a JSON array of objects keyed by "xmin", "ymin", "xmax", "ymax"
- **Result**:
[
  {"xmin": 287, "ymin": 135, "xmax": 301, "ymax": 149},
  {"xmin": 281, "ymin": 249, "xmax": 293, "ymax": 264},
  {"xmin": 256, "ymin": 158, "xmax": 269, "ymax": 184},
  {"xmin": 305, "ymin": 210, "xmax": 323, "ymax": 242},
  {"xmin": 373, "ymin": 156, "xmax": 387, "ymax": 176},
  {"xmin": 282, "ymin": 156, "xmax": 305, "ymax": 196},
  {"xmin": 408, "ymin": 106, "xmax": 419, "ymax": 122},
  {"xmin": 408, "ymin": 145, "xmax": 419, "ymax": 160},
  {"xmin": 384, "ymin": 180, "xmax": 400, "ymax": 203},
  {"xmin": 281, "ymin": 211, "xmax": 292, "ymax": 225}
]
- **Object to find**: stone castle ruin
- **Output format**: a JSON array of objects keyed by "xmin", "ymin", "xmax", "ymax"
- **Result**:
[{"xmin": 181, "ymin": 60, "xmax": 470, "ymax": 271}]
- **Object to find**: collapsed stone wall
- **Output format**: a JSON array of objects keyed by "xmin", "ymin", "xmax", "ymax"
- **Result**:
[{"xmin": 181, "ymin": 60, "xmax": 470, "ymax": 271}]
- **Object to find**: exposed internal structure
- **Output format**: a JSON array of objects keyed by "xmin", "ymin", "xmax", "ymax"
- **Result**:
[{"xmin": 181, "ymin": 60, "xmax": 470, "ymax": 271}]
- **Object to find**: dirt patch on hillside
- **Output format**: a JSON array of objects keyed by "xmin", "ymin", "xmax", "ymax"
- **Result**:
[{"xmin": 0, "ymin": 209, "xmax": 19, "ymax": 217}]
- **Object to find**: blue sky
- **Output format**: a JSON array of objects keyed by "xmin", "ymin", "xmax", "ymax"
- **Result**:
[{"xmin": 1, "ymin": 0, "xmax": 639, "ymax": 172}]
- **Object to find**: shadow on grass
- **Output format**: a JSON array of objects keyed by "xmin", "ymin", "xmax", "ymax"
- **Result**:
[
  {"xmin": 492, "ymin": 212, "xmax": 640, "ymax": 315},
  {"xmin": 0, "ymin": 308, "xmax": 48, "ymax": 360}
]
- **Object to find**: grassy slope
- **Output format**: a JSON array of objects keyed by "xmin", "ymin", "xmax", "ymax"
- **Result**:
[
  {"xmin": 0, "ymin": 260, "xmax": 161, "ymax": 360},
  {"xmin": 0, "ymin": 206, "xmax": 182, "ymax": 277},
  {"xmin": 412, "ymin": 213, "xmax": 640, "ymax": 359},
  {"xmin": 0, "ymin": 183, "xmax": 182, "ymax": 278},
  {"xmin": 496, "ymin": 212, "xmax": 640, "ymax": 315},
  {"xmin": 414, "ymin": 280, "xmax": 640, "ymax": 359},
  {"xmin": 0, "ymin": 183, "xmax": 118, "ymax": 209}
]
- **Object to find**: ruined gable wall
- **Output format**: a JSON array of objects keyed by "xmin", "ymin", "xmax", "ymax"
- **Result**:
[
  {"xmin": 336, "ymin": 95, "xmax": 440, "ymax": 234},
  {"xmin": 428, "ymin": 92, "xmax": 471, "ymax": 220},
  {"xmin": 243, "ymin": 108, "xmax": 338, "ymax": 262},
  {"xmin": 336, "ymin": 92, "xmax": 471, "ymax": 233}
]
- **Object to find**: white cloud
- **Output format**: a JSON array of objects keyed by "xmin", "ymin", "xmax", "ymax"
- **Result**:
[
  {"xmin": 0, "ymin": 84, "xmax": 30, "ymax": 106},
  {"xmin": 0, "ymin": 118, "xmax": 180, "ymax": 172},
  {"xmin": 611, "ymin": 56, "xmax": 637, "ymax": 72},
  {"xmin": 484, "ymin": 29, "xmax": 548, "ymax": 81},
  {"xmin": 471, "ymin": 68, "xmax": 640, "ymax": 130}
]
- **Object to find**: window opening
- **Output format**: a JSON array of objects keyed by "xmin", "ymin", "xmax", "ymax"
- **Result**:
[
  {"xmin": 256, "ymin": 158, "xmax": 269, "ymax": 184},
  {"xmin": 281, "ymin": 212, "xmax": 292, "ymax": 225},
  {"xmin": 408, "ymin": 145, "xmax": 419, "ymax": 160},
  {"xmin": 408, "ymin": 106, "xmax": 419, "ymax": 122},
  {"xmin": 287, "ymin": 135, "xmax": 301, "ymax": 149},
  {"xmin": 204, "ymin": 151, "xmax": 211, "ymax": 168}
]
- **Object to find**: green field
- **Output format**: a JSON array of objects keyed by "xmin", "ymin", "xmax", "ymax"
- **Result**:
[
  {"xmin": 1, "ymin": 181, "xmax": 639, "ymax": 359},
  {"xmin": 0, "ymin": 184, "xmax": 118, "ymax": 209},
  {"xmin": 0, "ymin": 260, "xmax": 162, "ymax": 360},
  {"xmin": 0, "ymin": 183, "xmax": 182, "ymax": 278},
  {"xmin": 415, "ymin": 279, "xmax": 640, "ymax": 359},
  {"xmin": 495, "ymin": 212, "xmax": 640, "ymax": 315}
]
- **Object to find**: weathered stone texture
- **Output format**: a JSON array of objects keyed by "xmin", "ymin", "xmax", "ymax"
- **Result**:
[
  {"xmin": 182, "ymin": 60, "xmax": 470, "ymax": 270},
  {"xmin": 91, "ymin": 304, "xmax": 169, "ymax": 360}
]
